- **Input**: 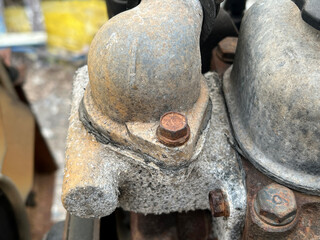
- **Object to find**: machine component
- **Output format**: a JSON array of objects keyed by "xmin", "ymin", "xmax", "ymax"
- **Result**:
[
  {"xmin": 223, "ymin": 0, "xmax": 320, "ymax": 195},
  {"xmin": 209, "ymin": 189, "xmax": 230, "ymax": 218},
  {"xmin": 62, "ymin": 0, "xmax": 320, "ymax": 238},
  {"xmin": 253, "ymin": 184, "xmax": 297, "ymax": 226},
  {"xmin": 242, "ymin": 158, "xmax": 320, "ymax": 240},
  {"xmin": 63, "ymin": 67, "xmax": 246, "ymax": 239},
  {"xmin": 210, "ymin": 37, "xmax": 237, "ymax": 77},
  {"xmin": 200, "ymin": 8, "xmax": 238, "ymax": 73},
  {"xmin": 156, "ymin": 112, "xmax": 190, "ymax": 147},
  {"xmin": 292, "ymin": 0, "xmax": 320, "ymax": 30}
]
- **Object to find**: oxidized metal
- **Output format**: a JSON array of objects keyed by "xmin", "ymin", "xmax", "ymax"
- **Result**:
[
  {"xmin": 223, "ymin": 0, "xmax": 320, "ymax": 195},
  {"xmin": 157, "ymin": 112, "xmax": 190, "ymax": 147},
  {"xmin": 87, "ymin": 0, "xmax": 202, "ymax": 124},
  {"xmin": 63, "ymin": 0, "xmax": 246, "ymax": 238},
  {"xmin": 80, "ymin": 0, "xmax": 211, "ymax": 166},
  {"xmin": 254, "ymin": 183, "xmax": 297, "ymax": 226},
  {"xmin": 63, "ymin": 69, "xmax": 246, "ymax": 239},
  {"xmin": 242, "ymin": 157, "xmax": 320, "ymax": 239},
  {"xmin": 209, "ymin": 189, "xmax": 230, "ymax": 217},
  {"xmin": 210, "ymin": 37, "xmax": 238, "ymax": 77},
  {"xmin": 216, "ymin": 37, "xmax": 237, "ymax": 63}
]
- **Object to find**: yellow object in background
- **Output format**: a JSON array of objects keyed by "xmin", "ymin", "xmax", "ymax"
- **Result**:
[
  {"xmin": 4, "ymin": 7, "xmax": 32, "ymax": 32},
  {"xmin": 42, "ymin": 1, "xmax": 108, "ymax": 53}
]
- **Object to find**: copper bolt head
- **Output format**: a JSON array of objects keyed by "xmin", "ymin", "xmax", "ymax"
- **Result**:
[{"xmin": 157, "ymin": 112, "xmax": 190, "ymax": 147}]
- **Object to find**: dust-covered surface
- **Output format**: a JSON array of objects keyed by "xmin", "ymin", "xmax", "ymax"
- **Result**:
[
  {"xmin": 88, "ymin": 0, "xmax": 203, "ymax": 123},
  {"xmin": 63, "ymin": 67, "xmax": 246, "ymax": 239},
  {"xmin": 223, "ymin": 0, "xmax": 320, "ymax": 195}
]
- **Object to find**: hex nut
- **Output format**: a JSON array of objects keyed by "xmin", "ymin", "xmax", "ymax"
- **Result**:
[
  {"xmin": 254, "ymin": 183, "xmax": 297, "ymax": 226},
  {"xmin": 216, "ymin": 37, "xmax": 238, "ymax": 63},
  {"xmin": 156, "ymin": 112, "xmax": 190, "ymax": 147}
]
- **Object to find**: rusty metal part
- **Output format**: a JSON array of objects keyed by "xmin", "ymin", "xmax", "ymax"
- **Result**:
[
  {"xmin": 201, "ymin": 9, "xmax": 238, "ymax": 73},
  {"xmin": 254, "ymin": 183, "xmax": 297, "ymax": 226},
  {"xmin": 130, "ymin": 210, "xmax": 213, "ymax": 240},
  {"xmin": 87, "ymin": 0, "xmax": 203, "ymax": 124},
  {"xmin": 216, "ymin": 37, "xmax": 238, "ymax": 63},
  {"xmin": 80, "ymin": 80, "xmax": 210, "ymax": 167},
  {"xmin": 63, "ymin": 69, "xmax": 247, "ymax": 239},
  {"xmin": 223, "ymin": 0, "xmax": 320, "ymax": 195},
  {"xmin": 209, "ymin": 189, "xmax": 230, "ymax": 217},
  {"xmin": 210, "ymin": 37, "xmax": 238, "ymax": 77},
  {"xmin": 157, "ymin": 112, "xmax": 190, "ymax": 147},
  {"xmin": 242, "ymin": 157, "xmax": 320, "ymax": 239}
]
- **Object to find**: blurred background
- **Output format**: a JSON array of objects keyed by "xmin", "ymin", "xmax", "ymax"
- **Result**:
[
  {"xmin": 0, "ymin": 0, "xmax": 107, "ymax": 238},
  {"xmin": 0, "ymin": 0, "xmax": 256, "ymax": 239}
]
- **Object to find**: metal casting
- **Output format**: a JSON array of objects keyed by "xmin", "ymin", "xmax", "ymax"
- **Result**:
[{"xmin": 223, "ymin": 0, "xmax": 320, "ymax": 195}]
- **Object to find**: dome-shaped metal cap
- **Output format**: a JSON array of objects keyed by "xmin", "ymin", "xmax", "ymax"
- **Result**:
[
  {"xmin": 223, "ymin": 0, "xmax": 320, "ymax": 195},
  {"xmin": 87, "ymin": 0, "xmax": 203, "ymax": 123}
]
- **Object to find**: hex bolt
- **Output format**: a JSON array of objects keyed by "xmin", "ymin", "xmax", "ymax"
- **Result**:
[
  {"xmin": 156, "ymin": 112, "xmax": 190, "ymax": 147},
  {"xmin": 254, "ymin": 183, "xmax": 297, "ymax": 226},
  {"xmin": 216, "ymin": 37, "xmax": 238, "ymax": 63},
  {"xmin": 209, "ymin": 189, "xmax": 230, "ymax": 217}
]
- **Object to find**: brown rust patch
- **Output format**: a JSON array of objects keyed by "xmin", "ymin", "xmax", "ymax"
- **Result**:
[{"xmin": 209, "ymin": 189, "xmax": 230, "ymax": 218}]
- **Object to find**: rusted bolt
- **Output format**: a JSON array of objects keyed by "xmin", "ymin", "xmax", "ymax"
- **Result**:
[
  {"xmin": 216, "ymin": 37, "xmax": 238, "ymax": 63},
  {"xmin": 156, "ymin": 112, "xmax": 190, "ymax": 147},
  {"xmin": 254, "ymin": 183, "xmax": 297, "ymax": 226},
  {"xmin": 209, "ymin": 189, "xmax": 230, "ymax": 217}
]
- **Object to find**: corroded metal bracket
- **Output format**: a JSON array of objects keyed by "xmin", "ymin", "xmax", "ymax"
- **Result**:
[{"xmin": 63, "ymin": 70, "xmax": 246, "ymax": 239}]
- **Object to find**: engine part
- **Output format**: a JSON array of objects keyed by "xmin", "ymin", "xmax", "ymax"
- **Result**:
[
  {"xmin": 63, "ymin": 66, "xmax": 246, "ymax": 239},
  {"xmin": 61, "ymin": 1, "xmax": 247, "ymax": 230},
  {"xmin": 292, "ymin": 0, "xmax": 320, "ymax": 30},
  {"xmin": 210, "ymin": 37, "xmax": 238, "ymax": 77},
  {"xmin": 242, "ymin": 158, "xmax": 320, "ymax": 240},
  {"xmin": 223, "ymin": 0, "xmax": 320, "ymax": 195},
  {"xmin": 253, "ymin": 184, "xmax": 297, "ymax": 226}
]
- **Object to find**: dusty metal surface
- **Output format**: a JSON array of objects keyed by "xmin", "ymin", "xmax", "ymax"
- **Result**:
[
  {"xmin": 63, "ymin": 68, "xmax": 246, "ymax": 239},
  {"xmin": 223, "ymin": 0, "xmax": 320, "ymax": 195},
  {"xmin": 292, "ymin": 0, "xmax": 320, "ymax": 30},
  {"xmin": 87, "ymin": 0, "xmax": 203, "ymax": 123},
  {"xmin": 80, "ymin": 79, "xmax": 210, "ymax": 167},
  {"xmin": 242, "ymin": 158, "xmax": 320, "ymax": 240},
  {"xmin": 81, "ymin": 0, "xmax": 211, "ymax": 167},
  {"xmin": 156, "ymin": 112, "xmax": 190, "ymax": 147}
]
